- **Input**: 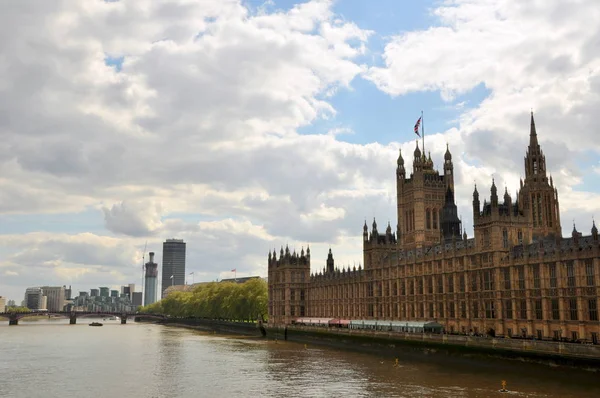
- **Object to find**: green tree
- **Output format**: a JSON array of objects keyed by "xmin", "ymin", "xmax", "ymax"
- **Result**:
[
  {"xmin": 138, "ymin": 279, "xmax": 268, "ymax": 322},
  {"xmin": 6, "ymin": 306, "xmax": 30, "ymax": 314}
]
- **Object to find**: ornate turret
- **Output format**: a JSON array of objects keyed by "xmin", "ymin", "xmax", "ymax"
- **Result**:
[
  {"xmin": 504, "ymin": 187, "xmax": 511, "ymax": 207},
  {"xmin": 592, "ymin": 219, "xmax": 598, "ymax": 241},
  {"xmin": 326, "ymin": 248, "xmax": 334, "ymax": 273},
  {"xmin": 440, "ymin": 186, "xmax": 462, "ymax": 242},
  {"xmin": 520, "ymin": 112, "xmax": 561, "ymax": 239},
  {"xmin": 444, "ymin": 144, "xmax": 452, "ymax": 162},
  {"xmin": 490, "ymin": 179, "xmax": 498, "ymax": 207},
  {"xmin": 413, "ymin": 141, "xmax": 422, "ymax": 172},
  {"xmin": 572, "ymin": 223, "xmax": 581, "ymax": 245},
  {"xmin": 414, "ymin": 141, "xmax": 421, "ymax": 158},
  {"xmin": 363, "ymin": 220, "xmax": 368, "ymax": 242},
  {"xmin": 443, "ymin": 144, "xmax": 454, "ymax": 186},
  {"xmin": 268, "ymin": 242, "xmax": 311, "ymax": 324},
  {"xmin": 473, "ymin": 184, "xmax": 480, "ymax": 218},
  {"xmin": 397, "ymin": 148, "xmax": 406, "ymax": 183}
]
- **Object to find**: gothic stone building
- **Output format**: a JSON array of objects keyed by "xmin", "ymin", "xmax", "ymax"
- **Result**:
[{"xmin": 268, "ymin": 114, "xmax": 600, "ymax": 343}]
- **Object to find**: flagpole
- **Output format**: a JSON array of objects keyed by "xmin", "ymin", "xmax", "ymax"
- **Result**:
[{"xmin": 421, "ymin": 110, "xmax": 425, "ymax": 155}]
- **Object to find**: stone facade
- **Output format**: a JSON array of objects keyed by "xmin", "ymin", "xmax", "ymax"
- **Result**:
[{"xmin": 267, "ymin": 114, "xmax": 600, "ymax": 344}]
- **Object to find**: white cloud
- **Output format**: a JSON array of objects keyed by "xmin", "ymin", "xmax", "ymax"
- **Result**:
[
  {"xmin": 365, "ymin": 0, "xmax": 600, "ymax": 231},
  {"xmin": 0, "ymin": 0, "xmax": 395, "ymax": 301},
  {"xmin": 1, "ymin": 0, "xmax": 600, "ymax": 302},
  {"xmin": 103, "ymin": 200, "xmax": 165, "ymax": 237}
]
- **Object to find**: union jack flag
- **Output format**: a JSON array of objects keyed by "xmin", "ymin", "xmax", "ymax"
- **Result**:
[{"xmin": 414, "ymin": 117, "xmax": 422, "ymax": 137}]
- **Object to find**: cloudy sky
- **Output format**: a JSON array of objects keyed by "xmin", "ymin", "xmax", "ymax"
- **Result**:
[{"xmin": 1, "ymin": 0, "xmax": 600, "ymax": 302}]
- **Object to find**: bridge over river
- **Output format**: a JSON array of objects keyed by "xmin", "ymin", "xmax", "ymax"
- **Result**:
[{"xmin": 0, "ymin": 311, "xmax": 167, "ymax": 325}]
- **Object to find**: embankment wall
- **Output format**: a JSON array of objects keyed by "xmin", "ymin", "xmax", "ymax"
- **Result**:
[
  {"xmin": 137, "ymin": 317, "xmax": 600, "ymax": 369},
  {"xmin": 137, "ymin": 317, "xmax": 265, "ymax": 337},
  {"xmin": 266, "ymin": 324, "xmax": 600, "ymax": 370}
]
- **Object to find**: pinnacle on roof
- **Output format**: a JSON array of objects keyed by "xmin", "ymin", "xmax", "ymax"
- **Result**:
[
  {"xmin": 444, "ymin": 143, "xmax": 452, "ymax": 161},
  {"xmin": 529, "ymin": 111, "xmax": 540, "ymax": 148},
  {"xmin": 414, "ymin": 140, "xmax": 421, "ymax": 158}
]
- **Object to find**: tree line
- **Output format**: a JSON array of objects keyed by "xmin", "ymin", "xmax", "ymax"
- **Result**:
[
  {"xmin": 3, "ymin": 306, "xmax": 30, "ymax": 313},
  {"xmin": 140, "ymin": 278, "xmax": 268, "ymax": 322}
]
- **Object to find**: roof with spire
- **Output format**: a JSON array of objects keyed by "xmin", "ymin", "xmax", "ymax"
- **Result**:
[
  {"xmin": 397, "ymin": 148, "xmax": 404, "ymax": 166},
  {"xmin": 413, "ymin": 141, "xmax": 421, "ymax": 158},
  {"xmin": 444, "ymin": 143, "xmax": 452, "ymax": 161},
  {"xmin": 529, "ymin": 111, "xmax": 538, "ymax": 147}
]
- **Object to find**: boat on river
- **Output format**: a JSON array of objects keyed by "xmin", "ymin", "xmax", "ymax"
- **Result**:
[{"xmin": 89, "ymin": 322, "xmax": 103, "ymax": 327}]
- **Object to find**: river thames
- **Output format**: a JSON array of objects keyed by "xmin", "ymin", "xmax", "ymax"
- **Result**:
[{"xmin": 1, "ymin": 319, "xmax": 599, "ymax": 398}]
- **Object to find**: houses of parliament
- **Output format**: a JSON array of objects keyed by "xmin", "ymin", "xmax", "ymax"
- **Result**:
[{"xmin": 267, "ymin": 114, "xmax": 600, "ymax": 343}]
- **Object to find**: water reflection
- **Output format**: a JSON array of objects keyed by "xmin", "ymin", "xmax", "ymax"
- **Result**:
[{"xmin": 1, "ymin": 321, "xmax": 599, "ymax": 398}]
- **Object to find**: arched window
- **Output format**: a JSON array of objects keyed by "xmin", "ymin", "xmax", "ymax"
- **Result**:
[
  {"xmin": 426, "ymin": 209, "xmax": 431, "ymax": 229},
  {"xmin": 433, "ymin": 208, "xmax": 438, "ymax": 229},
  {"xmin": 502, "ymin": 228, "xmax": 509, "ymax": 248}
]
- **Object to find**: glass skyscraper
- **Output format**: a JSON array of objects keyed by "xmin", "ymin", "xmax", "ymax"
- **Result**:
[{"xmin": 161, "ymin": 239, "xmax": 186, "ymax": 298}]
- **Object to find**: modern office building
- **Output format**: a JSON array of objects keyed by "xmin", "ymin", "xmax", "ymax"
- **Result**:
[
  {"xmin": 99, "ymin": 287, "xmax": 110, "ymax": 298},
  {"xmin": 161, "ymin": 239, "xmax": 186, "ymax": 298},
  {"xmin": 64, "ymin": 285, "xmax": 72, "ymax": 300},
  {"xmin": 90, "ymin": 289, "xmax": 99, "ymax": 297},
  {"xmin": 268, "ymin": 114, "xmax": 600, "ymax": 344},
  {"xmin": 24, "ymin": 287, "xmax": 46, "ymax": 310},
  {"xmin": 132, "ymin": 292, "xmax": 143, "ymax": 307},
  {"xmin": 41, "ymin": 286, "xmax": 65, "ymax": 312},
  {"xmin": 121, "ymin": 283, "xmax": 136, "ymax": 301},
  {"xmin": 144, "ymin": 252, "xmax": 159, "ymax": 306}
]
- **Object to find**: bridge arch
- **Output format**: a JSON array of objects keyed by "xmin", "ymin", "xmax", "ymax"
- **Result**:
[{"xmin": 0, "ymin": 311, "xmax": 168, "ymax": 324}]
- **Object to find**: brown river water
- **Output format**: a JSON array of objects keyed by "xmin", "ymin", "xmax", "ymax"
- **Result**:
[{"xmin": 0, "ymin": 319, "xmax": 598, "ymax": 397}]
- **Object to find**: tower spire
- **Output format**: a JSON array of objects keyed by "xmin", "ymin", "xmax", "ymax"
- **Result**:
[{"xmin": 530, "ymin": 111, "xmax": 538, "ymax": 147}]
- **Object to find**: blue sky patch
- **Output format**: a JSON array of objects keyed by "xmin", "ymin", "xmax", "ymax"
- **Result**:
[
  {"xmin": 0, "ymin": 209, "xmax": 106, "ymax": 235},
  {"xmin": 104, "ymin": 55, "xmax": 124, "ymax": 72}
]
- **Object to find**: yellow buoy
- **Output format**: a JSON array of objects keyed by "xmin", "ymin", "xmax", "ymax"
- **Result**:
[{"xmin": 500, "ymin": 380, "xmax": 507, "ymax": 392}]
